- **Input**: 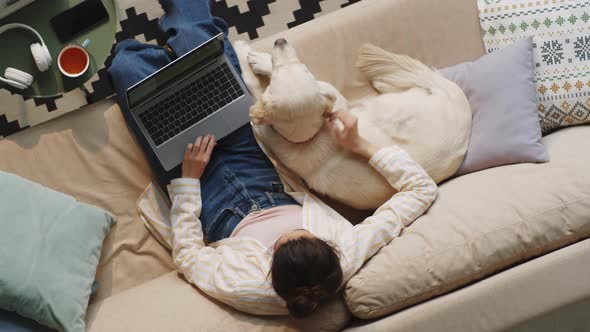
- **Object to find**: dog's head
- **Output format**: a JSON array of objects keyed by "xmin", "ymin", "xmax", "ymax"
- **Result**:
[{"xmin": 250, "ymin": 38, "xmax": 335, "ymax": 143}]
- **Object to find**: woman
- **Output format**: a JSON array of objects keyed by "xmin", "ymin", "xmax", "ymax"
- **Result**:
[{"xmin": 109, "ymin": 0, "xmax": 437, "ymax": 317}]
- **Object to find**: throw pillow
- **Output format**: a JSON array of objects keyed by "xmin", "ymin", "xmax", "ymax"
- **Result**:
[
  {"xmin": 0, "ymin": 171, "xmax": 116, "ymax": 332},
  {"xmin": 0, "ymin": 281, "xmax": 100, "ymax": 332},
  {"xmin": 477, "ymin": 0, "xmax": 590, "ymax": 134},
  {"xmin": 0, "ymin": 310, "xmax": 54, "ymax": 332},
  {"xmin": 439, "ymin": 37, "xmax": 549, "ymax": 176}
]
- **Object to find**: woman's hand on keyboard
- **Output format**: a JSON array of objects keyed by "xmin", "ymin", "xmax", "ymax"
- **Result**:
[{"xmin": 182, "ymin": 134, "xmax": 216, "ymax": 179}]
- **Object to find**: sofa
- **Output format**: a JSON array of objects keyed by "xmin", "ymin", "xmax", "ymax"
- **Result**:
[{"xmin": 1, "ymin": 0, "xmax": 590, "ymax": 331}]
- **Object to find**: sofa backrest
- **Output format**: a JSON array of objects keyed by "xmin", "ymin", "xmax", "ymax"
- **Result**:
[{"xmin": 251, "ymin": 0, "xmax": 485, "ymax": 102}]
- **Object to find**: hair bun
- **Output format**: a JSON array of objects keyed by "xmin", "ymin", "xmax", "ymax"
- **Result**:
[{"xmin": 286, "ymin": 286, "xmax": 322, "ymax": 318}]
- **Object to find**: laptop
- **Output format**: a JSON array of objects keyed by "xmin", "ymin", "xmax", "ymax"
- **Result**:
[{"xmin": 125, "ymin": 33, "xmax": 253, "ymax": 171}]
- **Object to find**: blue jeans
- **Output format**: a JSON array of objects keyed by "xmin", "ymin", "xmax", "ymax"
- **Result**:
[{"xmin": 108, "ymin": 0, "xmax": 298, "ymax": 242}]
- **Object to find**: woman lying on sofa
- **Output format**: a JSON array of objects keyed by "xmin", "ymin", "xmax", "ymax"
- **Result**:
[{"xmin": 108, "ymin": 0, "xmax": 437, "ymax": 318}]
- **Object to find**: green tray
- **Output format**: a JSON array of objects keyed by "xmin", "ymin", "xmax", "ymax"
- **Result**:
[{"xmin": 0, "ymin": 0, "xmax": 116, "ymax": 98}]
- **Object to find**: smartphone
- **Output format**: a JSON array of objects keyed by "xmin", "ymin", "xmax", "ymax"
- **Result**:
[{"xmin": 50, "ymin": 0, "xmax": 109, "ymax": 42}]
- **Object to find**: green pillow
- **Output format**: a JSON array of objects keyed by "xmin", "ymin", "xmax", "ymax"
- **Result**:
[{"xmin": 0, "ymin": 171, "xmax": 115, "ymax": 332}]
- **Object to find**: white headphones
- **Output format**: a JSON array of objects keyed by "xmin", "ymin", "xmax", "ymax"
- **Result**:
[{"xmin": 0, "ymin": 23, "xmax": 52, "ymax": 90}]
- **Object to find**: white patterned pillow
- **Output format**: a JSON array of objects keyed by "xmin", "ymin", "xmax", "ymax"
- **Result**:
[{"xmin": 477, "ymin": 0, "xmax": 590, "ymax": 134}]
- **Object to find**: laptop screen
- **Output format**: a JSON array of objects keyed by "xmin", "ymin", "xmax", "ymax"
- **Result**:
[{"xmin": 126, "ymin": 34, "xmax": 224, "ymax": 109}]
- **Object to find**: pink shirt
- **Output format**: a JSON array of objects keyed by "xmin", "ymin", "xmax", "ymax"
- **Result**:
[{"xmin": 230, "ymin": 205, "xmax": 303, "ymax": 248}]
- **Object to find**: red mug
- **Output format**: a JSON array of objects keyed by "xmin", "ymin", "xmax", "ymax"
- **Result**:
[{"xmin": 57, "ymin": 43, "xmax": 90, "ymax": 78}]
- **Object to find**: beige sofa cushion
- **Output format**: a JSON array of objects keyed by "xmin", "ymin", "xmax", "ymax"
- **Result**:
[
  {"xmin": 345, "ymin": 126, "xmax": 590, "ymax": 319},
  {"xmin": 344, "ymin": 238, "xmax": 590, "ymax": 332},
  {"xmin": 0, "ymin": 100, "xmax": 351, "ymax": 330},
  {"xmin": 86, "ymin": 271, "xmax": 350, "ymax": 332},
  {"xmin": 0, "ymin": 101, "xmax": 175, "ymax": 302}
]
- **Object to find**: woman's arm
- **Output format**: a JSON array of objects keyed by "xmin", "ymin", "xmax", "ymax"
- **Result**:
[
  {"xmin": 327, "ymin": 112, "xmax": 438, "ymax": 278},
  {"xmin": 170, "ymin": 135, "xmax": 220, "ymax": 289},
  {"xmin": 349, "ymin": 146, "xmax": 437, "ymax": 258},
  {"xmin": 171, "ymin": 134, "xmax": 215, "ymax": 266},
  {"xmin": 170, "ymin": 135, "xmax": 287, "ymax": 315}
]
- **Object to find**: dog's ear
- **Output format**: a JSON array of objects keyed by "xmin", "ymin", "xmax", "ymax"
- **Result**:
[
  {"xmin": 321, "ymin": 90, "xmax": 337, "ymax": 116},
  {"xmin": 249, "ymin": 100, "xmax": 268, "ymax": 125}
]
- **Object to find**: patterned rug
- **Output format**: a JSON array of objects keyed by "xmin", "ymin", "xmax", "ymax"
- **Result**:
[
  {"xmin": 477, "ymin": 0, "xmax": 590, "ymax": 134},
  {"xmin": 0, "ymin": 0, "xmax": 362, "ymax": 138}
]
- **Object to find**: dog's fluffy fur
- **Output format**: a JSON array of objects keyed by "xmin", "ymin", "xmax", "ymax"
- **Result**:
[{"xmin": 234, "ymin": 39, "xmax": 471, "ymax": 210}]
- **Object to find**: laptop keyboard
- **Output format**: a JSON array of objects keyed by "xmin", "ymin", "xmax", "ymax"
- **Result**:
[{"xmin": 138, "ymin": 63, "xmax": 244, "ymax": 146}]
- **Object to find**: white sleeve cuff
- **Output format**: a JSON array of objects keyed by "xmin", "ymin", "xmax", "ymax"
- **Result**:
[{"xmin": 169, "ymin": 178, "xmax": 201, "ymax": 197}]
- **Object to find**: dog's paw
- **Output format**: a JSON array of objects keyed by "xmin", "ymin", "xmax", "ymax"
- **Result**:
[
  {"xmin": 247, "ymin": 51, "xmax": 273, "ymax": 76},
  {"xmin": 233, "ymin": 40, "xmax": 250, "ymax": 49},
  {"xmin": 233, "ymin": 40, "xmax": 253, "ymax": 58}
]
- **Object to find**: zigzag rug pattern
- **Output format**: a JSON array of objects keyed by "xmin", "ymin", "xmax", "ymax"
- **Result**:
[{"xmin": 0, "ymin": 0, "xmax": 363, "ymax": 138}]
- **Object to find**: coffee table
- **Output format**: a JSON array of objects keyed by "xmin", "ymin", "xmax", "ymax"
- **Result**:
[{"xmin": 0, "ymin": 0, "xmax": 116, "ymax": 98}]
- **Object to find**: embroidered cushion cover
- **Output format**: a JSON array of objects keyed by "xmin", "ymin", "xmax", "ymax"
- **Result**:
[{"xmin": 477, "ymin": 0, "xmax": 590, "ymax": 134}]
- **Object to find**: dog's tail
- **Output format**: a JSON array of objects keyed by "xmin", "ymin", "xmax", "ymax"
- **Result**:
[{"xmin": 356, "ymin": 44, "xmax": 449, "ymax": 95}]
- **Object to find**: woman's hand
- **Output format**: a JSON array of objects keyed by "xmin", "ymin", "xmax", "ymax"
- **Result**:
[
  {"xmin": 182, "ymin": 135, "xmax": 216, "ymax": 179},
  {"xmin": 326, "ymin": 111, "xmax": 380, "ymax": 160}
]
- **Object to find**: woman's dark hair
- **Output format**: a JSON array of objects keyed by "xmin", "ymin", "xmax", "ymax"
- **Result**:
[{"xmin": 271, "ymin": 236, "xmax": 343, "ymax": 318}]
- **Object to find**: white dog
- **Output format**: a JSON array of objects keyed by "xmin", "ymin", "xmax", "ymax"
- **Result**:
[{"xmin": 233, "ymin": 39, "xmax": 471, "ymax": 210}]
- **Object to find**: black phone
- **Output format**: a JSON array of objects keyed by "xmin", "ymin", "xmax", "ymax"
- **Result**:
[{"xmin": 50, "ymin": 0, "xmax": 109, "ymax": 42}]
